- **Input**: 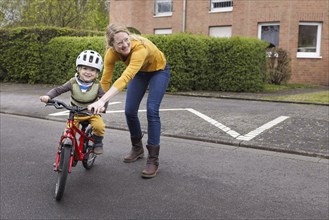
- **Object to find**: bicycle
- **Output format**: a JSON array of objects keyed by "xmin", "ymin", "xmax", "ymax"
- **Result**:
[{"xmin": 45, "ymin": 99, "xmax": 97, "ymax": 201}]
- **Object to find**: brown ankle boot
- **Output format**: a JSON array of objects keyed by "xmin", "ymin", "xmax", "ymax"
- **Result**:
[
  {"xmin": 142, "ymin": 145, "xmax": 160, "ymax": 178},
  {"xmin": 123, "ymin": 135, "xmax": 144, "ymax": 163}
]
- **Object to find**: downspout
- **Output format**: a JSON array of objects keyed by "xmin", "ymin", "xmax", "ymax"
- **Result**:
[{"xmin": 182, "ymin": 0, "xmax": 186, "ymax": 32}]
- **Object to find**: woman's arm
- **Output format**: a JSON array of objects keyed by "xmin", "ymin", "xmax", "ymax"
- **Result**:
[
  {"xmin": 88, "ymin": 86, "xmax": 120, "ymax": 114},
  {"xmin": 100, "ymin": 49, "xmax": 119, "ymax": 92}
]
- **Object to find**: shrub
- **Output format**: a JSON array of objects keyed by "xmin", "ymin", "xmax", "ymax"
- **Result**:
[
  {"xmin": 147, "ymin": 33, "xmax": 209, "ymax": 92},
  {"xmin": 42, "ymin": 36, "xmax": 106, "ymax": 84},
  {"xmin": 1, "ymin": 27, "xmax": 268, "ymax": 92},
  {"xmin": 148, "ymin": 34, "xmax": 268, "ymax": 92},
  {"xmin": 267, "ymin": 47, "xmax": 291, "ymax": 85},
  {"xmin": 0, "ymin": 26, "xmax": 103, "ymax": 83}
]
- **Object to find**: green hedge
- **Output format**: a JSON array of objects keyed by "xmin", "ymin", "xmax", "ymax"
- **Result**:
[
  {"xmin": 147, "ymin": 34, "xmax": 268, "ymax": 92},
  {"xmin": 0, "ymin": 27, "xmax": 268, "ymax": 92},
  {"xmin": 41, "ymin": 36, "xmax": 106, "ymax": 84},
  {"xmin": 0, "ymin": 26, "xmax": 103, "ymax": 83}
]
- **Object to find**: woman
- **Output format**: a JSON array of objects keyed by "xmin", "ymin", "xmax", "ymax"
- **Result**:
[{"xmin": 88, "ymin": 24, "xmax": 170, "ymax": 178}]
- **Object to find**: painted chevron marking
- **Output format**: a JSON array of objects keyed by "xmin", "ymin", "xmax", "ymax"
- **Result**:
[{"xmin": 185, "ymin": 108, "xmax": 289, "ymax": 141}]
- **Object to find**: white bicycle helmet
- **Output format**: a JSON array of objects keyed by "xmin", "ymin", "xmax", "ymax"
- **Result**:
[{"xmin": 76, "ymin": 50, "xmax": 103, "ymax": 72}]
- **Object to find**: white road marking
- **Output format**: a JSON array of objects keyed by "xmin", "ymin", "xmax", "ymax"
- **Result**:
[
  {"xmin": 49, "ymin": 107, "xmax": 289, "ymax": 141},
  {"xmin": 186, "ymin": 108, "xmax": 289, "ymax": 140},
  {"xmin": 186, "ymin": 108, "xmax": 240, "ymax": 138},
  {"xmin": 236, "ymin": 116, "xmax": 290, "ymax": 141},
  {"xmin": 105, "ymin": 108, "xmax": 187, "ymax": 114},
  {"xmin": 48, "ymin": 102, "xmax": 121, "ymax": 116},
  {"xmin": 49, "ymin": 110, "xmax": 70, "ymax": 116}
]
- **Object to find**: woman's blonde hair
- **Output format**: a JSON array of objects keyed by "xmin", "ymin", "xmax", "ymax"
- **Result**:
[{"xmin": 105, "ymin": 23, "xmax": 144, "ymax": 49}]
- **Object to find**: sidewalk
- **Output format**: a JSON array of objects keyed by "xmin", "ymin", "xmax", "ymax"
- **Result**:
[{"xmin": 173, "ymin": 86, "xmax": 329, "ymax": 106}]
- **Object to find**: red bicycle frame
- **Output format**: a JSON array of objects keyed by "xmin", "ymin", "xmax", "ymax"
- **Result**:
[
  {"xmin": 46, "ymin": 99, "xmax": 98, "ymax": 201},
  {"xmin": 54, "ymin": 116, "xmax": 94, "ymax": 173}
]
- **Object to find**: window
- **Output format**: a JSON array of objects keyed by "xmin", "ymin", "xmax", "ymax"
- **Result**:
[
  {"xmin": 297, "ymin": 22, "xmax": 322, "ymax": 58},
  {"xmin": 154, "ymin": 0, "xmax": 172, "ymax": 17},
  {"xmin": 154, "ymin": 29, "xmax": 172, "ymax": 35},
  {"xmin": 210, "ymin": 0, "xmax": 233, "ymax": 12},
  {"xmin": 258, "ymin": 23, "xmax": 280, "ymax": 47},
  {"xmin": 209, "ymin": 26, "xmax": 232, "ymax": 38}
]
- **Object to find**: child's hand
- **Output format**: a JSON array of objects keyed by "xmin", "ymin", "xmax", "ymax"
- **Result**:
[{"xmin": 40, "ymin": 95, "xmax": 50, "ymax": 103}]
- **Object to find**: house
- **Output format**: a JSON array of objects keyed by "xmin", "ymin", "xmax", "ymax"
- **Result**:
[{"xmin": 109, "ymin": 0, "xmax": 329, "ymax": 86}]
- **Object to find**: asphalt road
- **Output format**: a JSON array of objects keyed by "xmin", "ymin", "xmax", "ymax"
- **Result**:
[
  {"xmin": 1, "ymin": 114, "xmax": 328, "ymax": 219},
  {"xmin": 1, "ymin": 83, "xmax": 329, "ymax": 219}
]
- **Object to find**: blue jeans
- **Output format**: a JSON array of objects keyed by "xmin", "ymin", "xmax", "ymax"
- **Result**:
[{"xmin": 125, "ymin": 64, "xmax": 170, "ymax": 145}]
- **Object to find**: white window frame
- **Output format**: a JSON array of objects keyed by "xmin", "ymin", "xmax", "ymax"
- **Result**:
[
  {"xmin": 209, "ymin": 0, "xmax": 233, "ymax": 13},
  {"xmin": 154, "ymin": 28, "xmax": 172, "ymax": 35},
  {"xmin": 258, "ymin": 22, "xmax": 280, "ymax": 47},
  {"xmin": 154, "ymin": 0, "xmax": 173, "ymax": 17},
  {"xmin": 209, "ymin": 26, "xmax": 232, "ymax": 38},
  {"xmin": 297, "ymin": 22, "xmax": 322, "ymax": 58}
]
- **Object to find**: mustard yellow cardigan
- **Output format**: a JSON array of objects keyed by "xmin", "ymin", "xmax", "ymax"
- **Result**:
[{"xmin": 100, "ymin": 37, "xmax": 167, "ymax": 92}]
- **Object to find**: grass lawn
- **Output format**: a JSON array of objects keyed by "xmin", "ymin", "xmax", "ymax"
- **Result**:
[
  {"xmin": 263, "ymin": 84, "xmax": 329, "ymax": 104},
  {"xmin": 263, "ymin": 83, "xmax": 318, "ymax": 92},
  {"xmin": 265, "ymin": 91, "xmax": 329, "ymax": 104}
]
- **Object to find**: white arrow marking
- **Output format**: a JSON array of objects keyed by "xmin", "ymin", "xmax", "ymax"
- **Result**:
[{"xmin": 48, "ymin": 107, "xmax": 289, "ymax": 141}]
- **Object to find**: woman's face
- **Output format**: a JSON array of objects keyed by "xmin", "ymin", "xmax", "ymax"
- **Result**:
[{"xmin": 113, "ymin": 32, "xmax": 131, "ymax": 56}]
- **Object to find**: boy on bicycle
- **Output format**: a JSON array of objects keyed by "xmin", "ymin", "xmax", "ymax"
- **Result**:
[{"xmin": 40, "ymin": 50, "xmax": 107, "ymax": 155}]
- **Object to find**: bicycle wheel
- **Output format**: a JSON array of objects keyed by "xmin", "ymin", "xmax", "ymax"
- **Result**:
[
  {"xmin": 82, "ymin": 126, "xmax": 92, "ymax": 153},
  {"xmin": 82, "ymin": 146, "xmax": 96, "ymax": 170},
  {"xmin": 54, "ymin": 144, "xmax": 71, "ymax": 201},
  {"xmin": 82, "ymin": 127, "xmax": 96, "ymax": 170}
]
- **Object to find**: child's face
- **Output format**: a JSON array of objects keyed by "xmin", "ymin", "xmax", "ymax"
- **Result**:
[{"xmin": 78, "ymin": 66, "xmax": 98, "ymax": 82}]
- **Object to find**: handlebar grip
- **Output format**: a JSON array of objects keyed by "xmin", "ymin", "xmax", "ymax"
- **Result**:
[
  {"xmin": 77, "ymin": 106, "xmax": 88, "ymax": 111},
  {"xmin": 46, "ymin": 99, "xmax": 64, "ymax": 109}
]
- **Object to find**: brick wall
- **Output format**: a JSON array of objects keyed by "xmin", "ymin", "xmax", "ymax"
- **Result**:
[{"xmin": 109, "ymin": 0, "xmax": 329, "ymax": 86}]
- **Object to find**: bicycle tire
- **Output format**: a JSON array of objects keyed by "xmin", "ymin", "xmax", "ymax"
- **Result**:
[
  {"xmin": 82, "ymin": 126, "xmax": 92, "ymax": 153},
  {"xmin": 82, "ymin": 148, "xmax": 96, "ymax": 170},
  {"xmin": 82, "ymin": 127, "xmax": 96, "ymax": 170},
  {"xmin": 54, "ymin": 145, "xmax": 71, "ymax": 201}
]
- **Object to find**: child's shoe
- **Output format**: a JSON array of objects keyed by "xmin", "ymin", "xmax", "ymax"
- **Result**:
[{"xmin": 92, "ymin": 135, "xmax": 104, "ymax": 155}]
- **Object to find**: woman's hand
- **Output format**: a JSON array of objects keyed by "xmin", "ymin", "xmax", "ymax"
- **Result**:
[
  {"xmin": 40, "ymin": 95, "xmax": 50, "ymax": 103},
  {"xmin": 88, "ymin": 99, "xmax": 106, "ymax": 114},
  {"xmin": 88, "ymin": 86, "xmax": 119, "ymax": 114}
]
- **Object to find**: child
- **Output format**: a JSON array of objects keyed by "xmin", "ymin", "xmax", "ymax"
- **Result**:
[{"xmin": 40, "ymin": 50, "xmax": 107, "ymax": 155}]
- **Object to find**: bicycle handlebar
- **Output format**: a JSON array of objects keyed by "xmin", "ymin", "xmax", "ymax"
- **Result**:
[{"xmin": 46, "ymin": 99, "xmax": 91, "ymax": 115}]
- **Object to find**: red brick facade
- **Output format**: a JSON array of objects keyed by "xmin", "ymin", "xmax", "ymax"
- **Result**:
[{"xmin": 109, "ymin": 0, "xmax": 329, "ymax": 86}]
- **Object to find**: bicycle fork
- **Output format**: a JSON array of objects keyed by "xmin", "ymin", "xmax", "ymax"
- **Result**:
[{"xmin": 54, "ymin": 135, "xmax": 75, "ymax": 173}]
